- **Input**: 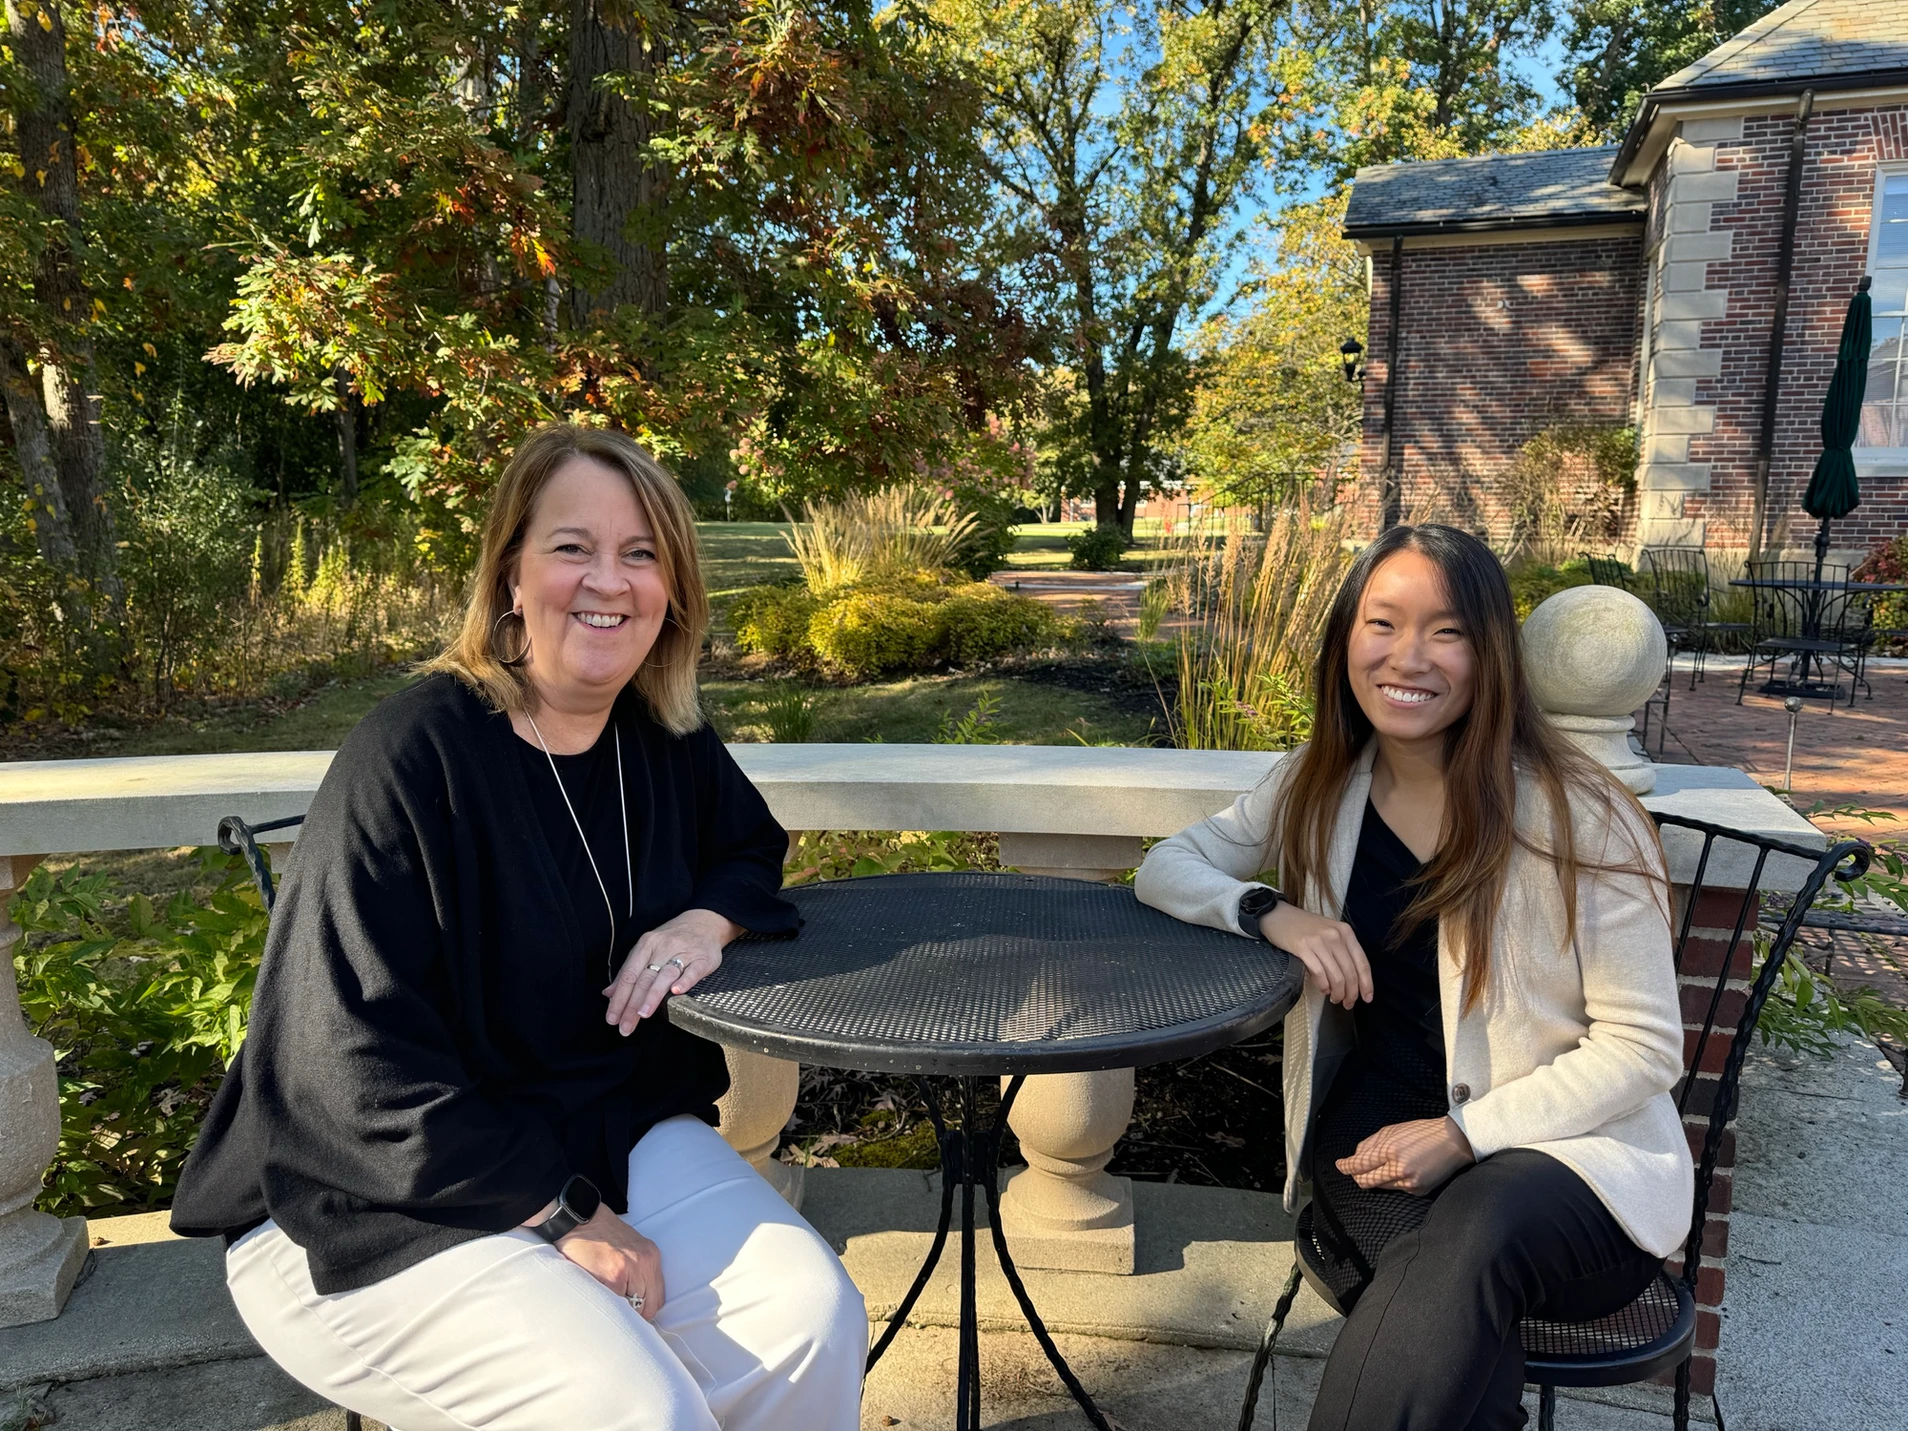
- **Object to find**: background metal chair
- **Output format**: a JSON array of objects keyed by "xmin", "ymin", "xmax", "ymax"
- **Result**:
[
  {"xmin": 1736, "ymin": 560, "xmax": 1869, "ymax": 710},
  {"xmin": 1240, "ymin": 814, "xmax": 1871, "ymax": 1431},
  {"xmin": 1643, "ymin": 547, "xmax": 1747, "ymax": 691},
  {"xmin": 217, "ymin": 814, "xmax": 365, "ymax": 1431},
  {"xmin": 1584, "ymin": 553, "xmax": 1632, "ymax": 590}
]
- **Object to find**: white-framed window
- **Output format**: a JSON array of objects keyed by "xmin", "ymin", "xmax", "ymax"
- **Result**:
[{"xmin": 1860, "ymin": 166, "xmax": 1908, "ymax": 461}]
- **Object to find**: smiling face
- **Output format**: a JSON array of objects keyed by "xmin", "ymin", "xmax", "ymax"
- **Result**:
[
  {"xmin": 1346, "ymin": 547, "xmax": 1477, "ymax": 747},
  {"xmin": 509, "ymin": 456, "xmax": 671, "ymax": 715}
]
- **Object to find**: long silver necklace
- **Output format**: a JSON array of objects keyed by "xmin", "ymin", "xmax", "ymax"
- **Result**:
[{"xmin": 525, "ymin": 712, "xmax": 632, "ymax": 981}]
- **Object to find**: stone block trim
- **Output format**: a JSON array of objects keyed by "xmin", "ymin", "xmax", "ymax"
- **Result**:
[
  {"xmin": 1635, "ymin": 128, "xmax": 1742, "ymax": 550},
  {"xmin": 1353, "ymin": 232, "xmax": 1645, "ymax": 540},
  {"xmin": 1664, "ymin": 103, "xmax": 1908, "ymax": 556}
]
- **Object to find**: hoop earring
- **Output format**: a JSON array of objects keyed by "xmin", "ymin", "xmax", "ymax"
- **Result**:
[{"xmin": 492, "ymin": 608, "xmax": 530, "ymax": 667}]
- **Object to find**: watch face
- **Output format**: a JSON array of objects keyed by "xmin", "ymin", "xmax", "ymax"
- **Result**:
[{"xmin": 564, "ymin": 1176, "xmax": 602, "ymax": 1223}]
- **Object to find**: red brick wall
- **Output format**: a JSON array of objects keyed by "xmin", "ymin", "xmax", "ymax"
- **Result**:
[
  {"xmin": 1680, "ymin": 105, "xmax": 1908, "ymax": 557},
  {"xmin": 1661, "ymin": 884, "xmax": 1760, "ymax": 1397},
  {"xmin": 1353, "ymin": 233, "xmax": 1646, "ymax": 540}
]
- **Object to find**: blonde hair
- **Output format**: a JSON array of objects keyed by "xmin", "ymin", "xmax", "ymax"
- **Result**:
[{"xmin": 423, "ymin": 422, "xmax": 709, "ymax": 735}]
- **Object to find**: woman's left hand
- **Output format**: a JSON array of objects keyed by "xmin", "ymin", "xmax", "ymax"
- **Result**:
[
  {"xmin": 603, "ymin": 909, "xmax": 742, "ymax": 1035},
  {"xmin": 1335, "ymin": 1116, "xmax": 1476, "ymax": 1194}
]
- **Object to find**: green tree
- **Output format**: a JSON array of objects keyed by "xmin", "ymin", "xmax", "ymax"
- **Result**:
[
  {"xmin": 1275, "ymin": 0, "xmax": 1565, "ymax": 180},
  {"xmin": 1562, "ymin": 0, "xmax": 1780, "ymax": 140},
  {"xmin": 940, "ymin": 0, "xmax": 1285, "ymax": 536},
  {"xmin": 2, "ymin": 0, "xmax": 124, "ymax": 621},
  {"xmin": 1178, "ymin": 192, "xmax": 1366, "ymax": 508}
]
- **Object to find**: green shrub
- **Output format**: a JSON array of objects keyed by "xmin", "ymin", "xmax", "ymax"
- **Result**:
[
  {"xmin": 1506, "ymin": 558, "xmax": 1593, "ymax": 621},
  {"xmin": 12, "ymin": 854, "xmax": 267, "ymax": 1218},
  {"xmin": 807, "ymin": 590, "xmax": 940, "ymax": 678},
  {"xmin": 949, "ymin": 484, "xmax": 1020, "ymax": 578},
  {"xmin": 1068, "ymin": 523, "xmax": 1128, "ymax": 571},
  {"xmin": 728, "ymin": 584, "xmax": 821, "ymax": 660},
  {"xmin": 935, "ymin": 583, "xmax": 1056, "ymax": 664}
]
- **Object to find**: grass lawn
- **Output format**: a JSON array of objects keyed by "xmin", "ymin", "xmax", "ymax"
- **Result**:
[
  {"xmin": 699, "ymin": 520, "xmax": 1185, "ymax": 587},
  {"xmin": 704, "ymin": 670, "xmax": 1160, "ymax": 747}
]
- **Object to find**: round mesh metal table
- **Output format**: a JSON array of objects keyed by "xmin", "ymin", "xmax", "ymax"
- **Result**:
[
  {"xmin": 669, "ymin": 871, "xmax": 1301, "ymax": 1431},
  {"xmin": 669, "ymin": 871, "xmax": 1302, "ymax": 1076}
]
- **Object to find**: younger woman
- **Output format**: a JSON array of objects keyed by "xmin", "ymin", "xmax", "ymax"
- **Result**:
[{"xmin": 1136, "ymin": 524, "xmax": 1690, "ymax": 1428}]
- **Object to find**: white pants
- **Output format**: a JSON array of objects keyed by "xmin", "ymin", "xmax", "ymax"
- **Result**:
[{"xmin": 226, "ymin": 1115, "xmax": 867, "ymax": 1430}]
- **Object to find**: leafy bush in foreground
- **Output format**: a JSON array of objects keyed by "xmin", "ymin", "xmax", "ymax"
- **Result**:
[{"xmin": 13, "ymin": 853, "xmax": 267, "ymax": 1219}]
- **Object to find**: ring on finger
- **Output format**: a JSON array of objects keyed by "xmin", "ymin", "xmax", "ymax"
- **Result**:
[
  {"xmin": 627, "ymin": 1292, "xmax": 645, "ymax": 1312},
  {"xmin": 665, "ymin": 956, "xmax": 686, "ymax": 972},
  {"xmin": 645, "ymin": 963, "xmax": 664, "ymax": 973}
]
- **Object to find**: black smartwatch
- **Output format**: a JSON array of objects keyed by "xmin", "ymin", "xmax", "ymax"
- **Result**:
[
  {"xmin": 1237, "ymin": 884, "xmax": 1283, "ymax": 939},
  {"xmin": 530, "ymin": 1174, "xmax": 602, "ymax": 1243}
]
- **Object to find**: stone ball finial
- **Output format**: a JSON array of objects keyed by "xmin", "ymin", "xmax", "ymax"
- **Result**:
[{"xmin": 1521, "ymin": 584, "xmax": 1667, "ymax": 793}]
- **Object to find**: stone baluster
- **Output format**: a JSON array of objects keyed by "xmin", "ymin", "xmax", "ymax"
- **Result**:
[
  {"xmin": 0, "ymin": 855, "xmax": 89, "ymax": 1327},
  {"xmin": 993, "ymin": 832, "xmax": 1143, "ymax": 1275},
  {"xmin": 1522, "ymin": 584, "xmax": 1667, "ymax": 794},
  {"xmin": 717, "ymin": 1047, "xmax": 804, "ymax": 1208}
]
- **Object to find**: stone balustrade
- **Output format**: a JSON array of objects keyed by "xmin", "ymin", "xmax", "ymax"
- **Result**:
[{"xmin": 0, "ymin": 585, "xmax": 1828, "ymax": 1336}]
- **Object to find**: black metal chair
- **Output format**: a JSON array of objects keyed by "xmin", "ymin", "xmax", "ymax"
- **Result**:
[
  {"xmin": 218, "ymin": 815, "xmax": 366, "ymax": 1431},
  {"xmin": 1643, "ymin": 547, "xmax": 1747, "ymax": 692},
  {"xmin": 1735, "ymin": 561, "xmax": 1870, "ymax": 710},
  {"xmin": 1238, "ymin": 814, "xmax": 1872, "ymax": 1431},
  {"xmin": 1584, "ymin": 553, "xmax": 1632, "ymax": 590}
]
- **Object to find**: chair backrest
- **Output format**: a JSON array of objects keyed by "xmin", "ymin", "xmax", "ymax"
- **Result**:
[
  {"xmin": 1642, "ymin": 547, "xmax": 1711, "ymax": 629},
  {"xmin": 1585, "ymin": 554, "xmax": 1631, "ymax": 589},
  {"xmin": 1651, "ymin": 812, "xmax": 1869, "ymax": 1304},
  {"xmin": 217, "ymin": 813, "xmax": 307, "ymax": 914}
]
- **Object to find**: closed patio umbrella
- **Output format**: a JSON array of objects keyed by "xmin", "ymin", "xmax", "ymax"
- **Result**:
[{"xmin": 1805, "ymin": 276, "xmax": 1871, "ymax": 580}]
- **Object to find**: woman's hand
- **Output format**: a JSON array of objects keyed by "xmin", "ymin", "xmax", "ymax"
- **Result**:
[
  {"xmin": 603, "ymin": 908, "xmax": 741, "ymax": 1035},
  {"xmin": 553, "ymin": 1203, "xmax": 666, "ymax": 1320},
  {"xmin": 1259, "ymin": 902, "xmax": 1373, "ymax": 1009},
  {"xmin": 1335, "ymin": 1116, "xmax": 1475, "ymax": 1194}
]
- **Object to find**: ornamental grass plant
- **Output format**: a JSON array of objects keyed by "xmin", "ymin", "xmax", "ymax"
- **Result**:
[
  {"xmin": 784, "ymin": 487, "xmax": 980, "ymax": 593},
  {"xmin": 1166, "ymin": 501, "xmax": 1353, "ymax": 751}
]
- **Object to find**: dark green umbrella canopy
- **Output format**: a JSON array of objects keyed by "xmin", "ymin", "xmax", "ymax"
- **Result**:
[{"xmin": 1804, "ymin": 278, "xmax": 1872, "ymax": 522}]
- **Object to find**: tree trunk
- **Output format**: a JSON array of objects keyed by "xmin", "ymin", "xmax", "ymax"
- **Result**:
[
  {"xmin": 6, "ymin": 0, "xmax": 121, "ymax": 606},
  {"xmin": 334, "ymin": 368, "xmax": 358, "ymax": 509},
  {"xmin": 0, "ymin": 334, "xmax": 80, "ymax": 575},
  {"xmin": 567, "ymin": 0, "xmax": 669, "ymax": 331}
]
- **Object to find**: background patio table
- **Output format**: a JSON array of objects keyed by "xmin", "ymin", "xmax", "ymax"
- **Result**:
[
  {"xmin": 668, "ymin": 870, "xmax": 1303, "ymax": 1431},
  {"xmin": 1727, "ymin": 577, "xmax": 1908, "ymax": 697}
]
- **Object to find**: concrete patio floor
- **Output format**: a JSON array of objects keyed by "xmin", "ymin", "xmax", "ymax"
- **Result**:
[{"xmin": 2, "ymin": 1037, "xmax": 1900, "ymax": 1431}]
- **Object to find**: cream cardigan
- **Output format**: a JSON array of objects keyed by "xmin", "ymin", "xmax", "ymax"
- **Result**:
[{"xmin": 1133, "ymin": 744, "xmax": 1694, "ymax": 1259}]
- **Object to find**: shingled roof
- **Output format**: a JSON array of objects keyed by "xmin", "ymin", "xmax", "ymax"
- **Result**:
[
  {"xmin": 1610, "ymin": 0, "xmax": 1908, "ymax": 184},
  {"xmin": 1652, "ymin": 0, "xmax": 1908, "ymax": 95},
  {"xmin": 1342, "ymin": 147, "xmax": 1644, "ymax": 240}
]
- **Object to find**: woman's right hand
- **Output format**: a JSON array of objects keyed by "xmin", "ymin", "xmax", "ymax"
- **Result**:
[
  {"xmin": 554, "ymin": 1203, "xmax": 666, "ymax": 1321},
  {"xmin": 1259, "ymin": 902, "xmax": 1373, "ymax": 1009}
]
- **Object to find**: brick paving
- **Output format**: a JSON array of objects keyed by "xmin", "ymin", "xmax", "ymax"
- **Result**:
[{"xmin": 1643, "ymin": 656, "xmax": 1908, "ymax": 837}]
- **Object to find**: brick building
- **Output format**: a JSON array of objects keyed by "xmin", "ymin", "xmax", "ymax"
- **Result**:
[{"xmin": 1343, "ymin": 0, "xmax": 1908, "ymax": 562}]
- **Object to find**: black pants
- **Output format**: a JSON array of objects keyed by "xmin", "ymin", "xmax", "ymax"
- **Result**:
[{"xmin": 1306, "ymin": 1063, "xmax": 1662, "ymax": 1430}]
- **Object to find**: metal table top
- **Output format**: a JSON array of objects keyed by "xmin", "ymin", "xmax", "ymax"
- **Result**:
[
  {"xmin": 1727, "ymin": 578, "xmax": 1908, "ymax": 593},
  {"xmin": 668, "ymin": 871, "xmax": 1302, "ymax": 1076}
]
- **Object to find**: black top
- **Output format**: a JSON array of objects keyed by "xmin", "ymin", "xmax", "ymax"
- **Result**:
[
  {"xmin": 169, "ymin": 674, "xmax": 798, "ymax": 1294},
  {"xmin": 671, "ymin": 872, "xmax": 1304, "ymax": 1076},
  {"xmin": 1338, "ymin": 799, "xmax": 1444, "ymax": 1095}
]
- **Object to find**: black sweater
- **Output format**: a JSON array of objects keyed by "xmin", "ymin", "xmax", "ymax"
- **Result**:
[{"xmin": 169, "ymin": 674, "xmax": 798, "ymax": 1293}]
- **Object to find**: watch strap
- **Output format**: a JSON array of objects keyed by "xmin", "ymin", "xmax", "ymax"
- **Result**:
[{"xmin": 530, "ymin": 1175, "xmax": 598, "ymax": 1243}]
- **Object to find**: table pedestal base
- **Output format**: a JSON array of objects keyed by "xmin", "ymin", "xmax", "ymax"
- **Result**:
[{"xmin": 863, "ymin": 1075, "xmax": 1114, "ymax": 1431}]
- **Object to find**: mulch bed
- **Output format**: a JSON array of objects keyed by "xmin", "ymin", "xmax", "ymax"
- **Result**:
[{"xmin": 782, "ymin": 1028, "xmax": 1287, "ymax": 1193}]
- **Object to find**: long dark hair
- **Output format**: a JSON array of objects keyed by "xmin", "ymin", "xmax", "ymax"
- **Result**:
[{"xmin": 1275, "ymin": 524, "xmax": 1661, "ymax": 1010}]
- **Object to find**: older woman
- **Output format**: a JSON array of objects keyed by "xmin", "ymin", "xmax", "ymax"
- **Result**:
[{"xmin": 171, "ymin": 423, "xmax": 867, "ymax": 1430}]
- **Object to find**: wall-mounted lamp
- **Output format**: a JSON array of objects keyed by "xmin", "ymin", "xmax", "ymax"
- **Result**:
[{"xmin": 1340, "ymin": 336, "xmax": 1365, "ymax": 384}]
